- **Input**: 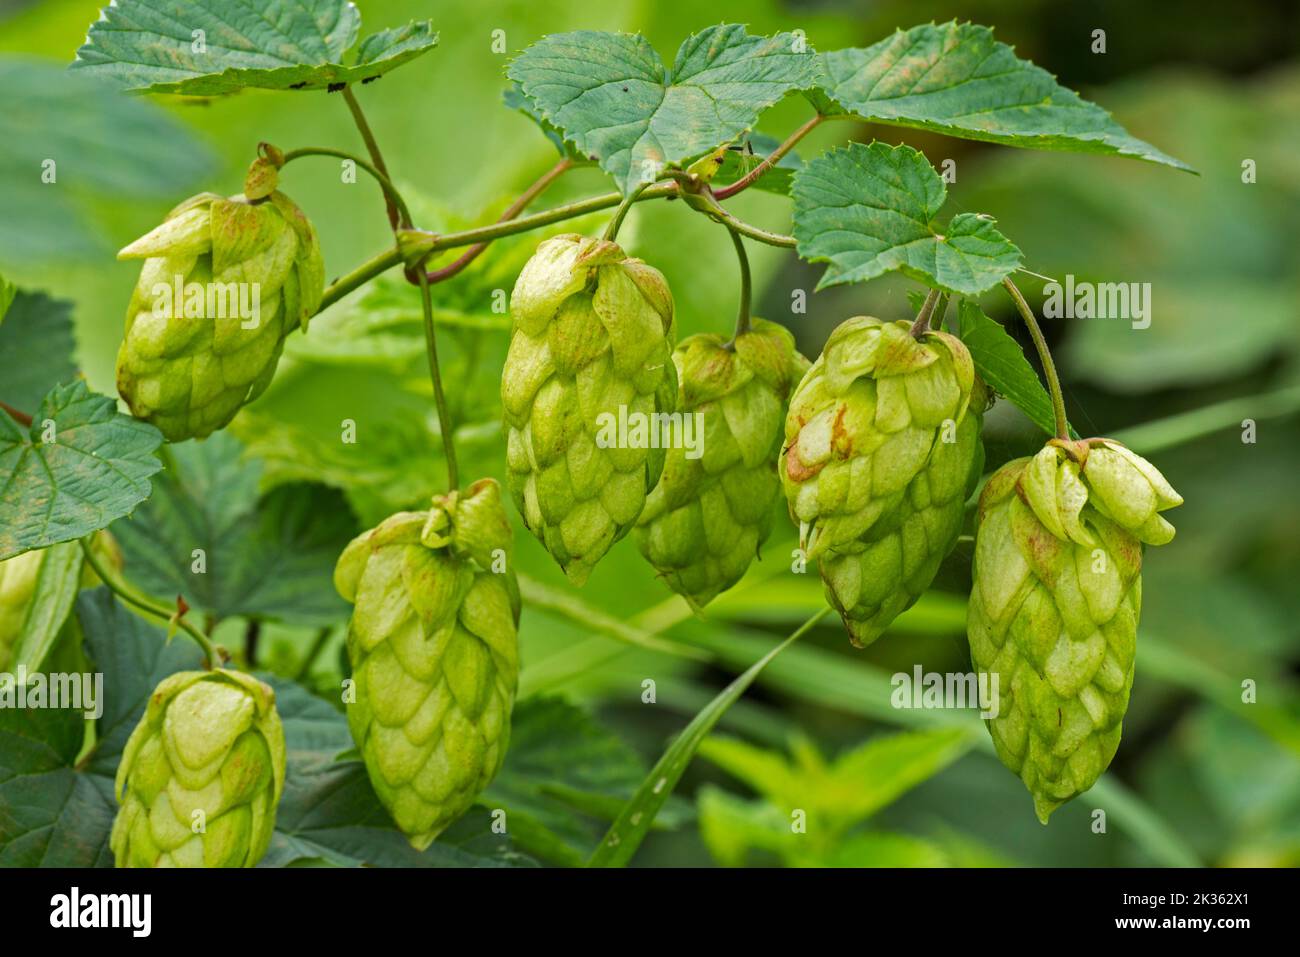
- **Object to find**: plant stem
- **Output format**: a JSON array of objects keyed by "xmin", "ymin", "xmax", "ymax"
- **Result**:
[
  {"xmin": 426, "ymin": 157, "xmax": 572, "ymax": 284},
  {"xmin": 726, "ymin": 228, "xmax": 752, "ymax": 341},
  {"xmin": 79, "ymin": 537, "xmax": 221, "ymax": 669},
  {"xmin": 603, "ymin": 181, "xmax": 653, "ymax": 242},
  {"xmin": 341, "ymin": 86, "xmax": 403, "ymax": 229},
  {"xmin": 713, "ymin": 113, "xmax": 824, "ymax": 200},
  {"xmin": 294, "ymin": 626, "xmax": 334, "ymax": 681},
  {"xmin": 244, "ymin": 618, "xmax": 261, "ymax": 668},
  {"xmin": 1003, "ymin": 276, "xmax": 1069, "ymax": 440},
  {"xmin": 909, "ymin": 288, "xmax": 940, "ymax": 337},
  {"xmin": 415, "ymin": 266, "xmax": 459, "ymax": 491},
  {"xmin": 0, "ymin": 401, "xmax": 32, "ymax": 426},
  {"xmin": 281, "ymin": 147, "xmax": 414, "ymax": 228},
  {"xmin": 681, "ymin": 188, "xmax": 797, "ymax": 248},
  {"xmin": 319, "ymin": 178, "xmax": 789, "ymax": 310}
]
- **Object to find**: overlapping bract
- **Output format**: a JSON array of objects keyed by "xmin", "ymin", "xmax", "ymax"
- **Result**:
[
  {"xmin": 115, "ymin": 189, "xmax": 324, "ymax": 441},
  {"xmin": 634, "ymin": 319, "xmax": 809, "ymax": 607},
  {"xmin": 334, "ymin": 479, "xmax": 520, "ymax": 848},
  {"xmin": 111, "ymin": 669, "xmax": 286, "ymax": 868},
  {"xmin": 967, "ymin": 440, "xmax": 1182, "ymax": 822},
  {"xmin": 502, "ymin": 234, "xmax": 677, "ymax": 585},
  {"xmin": 781, "ymin": 316, "xmax": 979, "ymax": 645}
]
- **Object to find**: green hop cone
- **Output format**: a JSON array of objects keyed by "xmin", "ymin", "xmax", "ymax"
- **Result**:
[
  {"xmin": 0, "ymin": 532, "xmax": 120, "ymax": 671},
  {"xmin": 820, "ymin": 379, "xmax": 988, "ymax": 647},
  {"xmin": 502, "ymin": 233, "xmax": 677, "ymax": 585},
  {"xmin": 334, "ymin": 478, "xmax": 520, "ymax": 849},
  {"xmin": 115, "ymin": 188, "xmax": 325, "ymax": 442},
  {"xmin": 634, "ymin": 319, "xmax": 809, "ymax": 607},
  {"xmin": 111, "ymin": 669, "xmax": 286, "ymax": 867},
  {"xmin": 781, "ymin": 316, "xmax": 976, "ymax": 644},
  {"xmin": 967, "ymin": 439, "xmax": 1182, "ymax": 822}
]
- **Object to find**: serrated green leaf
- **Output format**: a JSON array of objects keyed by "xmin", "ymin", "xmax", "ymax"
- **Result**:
[
  {"xmin": 72, "ymin": 0, "xmax": 437, "ymax": 95},
  {"xmin": 508, "ymin": 25, "xmax": 819, "ymax": 193},
  {"xmin": 957, "ymin": 298, "xmax": 1071, "ymax": 438},
  {"xmin": 109, "ymin": 432, "xmax": 358, "ymax": 627},
  {"xmin": 0, "ymin": 290, "xmax": 78, "ymax": 414},
  {"xmin": 503, "ymin": 84, "xmax": 585, "ymax": 162},
  {"xmin": 792, "ymin": 142, "xmax": 1022, "ymax": 295},
  {"xmin": 814, "ymin": 21, "xmax": 1191, "ymax": 172},
  {"xmin": 0, "ymin": 381, "xmax": 163, "ymax": 561}
]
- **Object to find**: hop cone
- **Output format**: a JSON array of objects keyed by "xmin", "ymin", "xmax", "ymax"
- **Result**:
[
  {"xmin": 0, "ymin": 532, "xmax": 120, "ymax": 671},
  {"xmin": 111, "ymin": 669, "xmax": 286, "ymax": 867},
  {"xmin": 334, "ymin": 478, "xmax": 520, "ymax": 848},
  {"xmin": 781, "ymin": 316, "xmax": 977, "ymax": 644},
  {"xmin": 634, "ymin": 319, "xmax": 809, "ymax": 607},
  {"xmin": 820, "ymin": 380, "xmax": 987, "ymax": 646},
  {"xmin": 115, "ymin": 189, "xmax": 325, "ymax": 441},
  {"xmin": 502, "ymin": 233, "xmax": 677, "ymax": 585},
  {"xmin": 967, "ymin": 440, "xmax": 1182, "ymax": 821}
]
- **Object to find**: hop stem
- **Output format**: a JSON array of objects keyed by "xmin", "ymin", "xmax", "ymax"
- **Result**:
[
  {"xmin": 604, "ymin": 181, "xmax": 652, "ymax": 242},
  {"xmin": 1003, "ymin": 276, "xmax": 1070, "ymax": 441},
  {"xmin": 79, "ymin": 537, "xmax": 222, "ymax": 669},
  {"xmin": 727, "ymin": 228, "xmax": 752, "ymax": 341},
  {"xmin": 342, "ymin": 86, "xmax": 404, "ymax": 229},
  {"xmin": 416, "ymin": 267, "xmax": 459, "ymax": 491},
  {"xmin": 908, "ymin": 288, "xmax": 941, "ymax": 337}
]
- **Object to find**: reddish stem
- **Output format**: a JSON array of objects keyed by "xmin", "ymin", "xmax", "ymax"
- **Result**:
[
  {"xmin": 1, "ymin": 401, "xmax": 33, "ymax": 426},
  {"xmin": 425, "ymin": 157, "xmax": 573, "ymax": 284}
]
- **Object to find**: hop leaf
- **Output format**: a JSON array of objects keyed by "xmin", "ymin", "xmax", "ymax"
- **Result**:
[
  {"xmin": 635, "ymin": 319, "xmax": 809, "ymax": 607},
  {"xmin": 111, "ymin": 669, "xmax": 286, "ymax": 867},
  {"xmin": 335, "ymin": 479, "xmax": 520, "ymax": 849},
  {"xmin": 115, "ymin": 189, "xmax": 325, "ymax": 441},
  {"xmin": 967, "ymin": 441, "xmax": 1181, "ymax": 822},
  {"xmin": 502, "ymin": 234, "xmax": 677, "ymax": 584}
]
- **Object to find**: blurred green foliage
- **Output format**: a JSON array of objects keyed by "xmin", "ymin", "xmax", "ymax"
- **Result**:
[{"xmin": 2, "ymin": 0, "xmax": 1298, "ymax": 867}]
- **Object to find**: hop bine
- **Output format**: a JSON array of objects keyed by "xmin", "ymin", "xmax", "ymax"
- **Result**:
[
  {"xmin": 502, "ymin": 233, "xmax": 677, "ymax": 585},
  {"xmin": 635, "ymin": 319, "xmax": 809, "ymax": 607},
  {"xmin": 967, "ymin": 439, "xmax": 1182, "ymax": 822},
  {"xmin": 781, "ymin": 316, "xmax": 980, "ymax": 646},
  {"xmin": 115, "ymin": 188, "xmax": 324, "ymax": 442},
  {"xmin": 111, "ymin": 669, "xmax": 286, "ymax": 868},
  {"xmin": 334, "ymin": 478, "xmax": 520, "ymax": 849}
]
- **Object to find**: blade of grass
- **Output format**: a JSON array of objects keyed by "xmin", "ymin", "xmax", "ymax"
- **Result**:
[{"xmin": 586, "ymin": 607, "xmax": 832, "ymax": 867}]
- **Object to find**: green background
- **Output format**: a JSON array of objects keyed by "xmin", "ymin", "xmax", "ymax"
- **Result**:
[{"xmin": 2, "ymin": 0, "xmax": 1298, "ymax": 867}]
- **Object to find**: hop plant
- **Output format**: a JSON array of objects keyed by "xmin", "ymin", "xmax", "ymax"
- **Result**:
[
  {"xmin": 111, "ymin": 669, "xmax": 286, "ymax": 868},
  {"xmin": 334, "ymin": 478, "xmax": 520, "ymax": 849},
  {"xmin": 820, "ymin": 380, "xmax": 987, "ymax": 646},
  {"xmin": 781, "ymin": 316, "xmax": 977, "ymax": 644},
  {"xmin": 967, "ymin": 439, "xmax": 1182, "ymax": 822},
  {"xmin": 0, "ymin": 532, "xmax": 120, "ymax": 671},
  {"xmin": 115, "ymin": 188, "xmax": 324, "ymax": 442},
  {"xmin": 634, "ymin": 319, "xmax": 809, "ymax": 607},
  {"xmin": 502, "ymin": 233, "xmax": 677, "ymax": 585}
]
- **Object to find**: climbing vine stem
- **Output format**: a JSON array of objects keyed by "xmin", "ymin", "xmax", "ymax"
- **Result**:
[
  {"xmin": 1003, "ymin": 276, "xmax": 1070, "ymax": 440},
  {"xmin": 416, "ymin": 266, "xmax": 459, "ymax": 491},
  {"xmin": 79, "ymin": 537, "xmax": 222, "ymax": 669},
  {"xmin": 727, "ymin": 228, "xmax": 752, "ymax": 341}
]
